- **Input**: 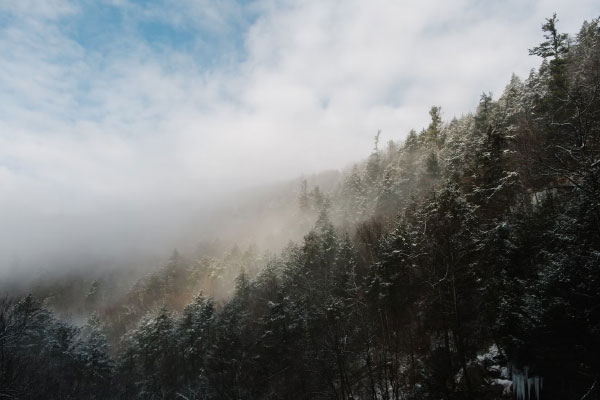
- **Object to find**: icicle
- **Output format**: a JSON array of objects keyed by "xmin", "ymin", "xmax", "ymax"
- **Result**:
[
  {"xmin": 513, "ymin": 368, "xmax": 526, "ymax": 400},
  {"xmin": 528, "ymin": 377, "xmax": 534, "ymax": 400},
  {"xmin": 525, "ymin": 366, "xmax": 530, "ymax": 400},
  {"xmin": 525, "ymin": 365, "xmax": 531, "ymax": 400},
  {"xmin": 511, "ymin": 366, "xmax": 543, "ymax": 400}
]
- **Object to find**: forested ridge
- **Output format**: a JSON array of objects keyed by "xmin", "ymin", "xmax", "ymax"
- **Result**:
[{"xmin": 1, "ymin": 15, "xmax": 600, "ymax": 400}]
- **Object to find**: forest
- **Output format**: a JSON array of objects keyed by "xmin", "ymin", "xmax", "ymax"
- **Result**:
[{"xmin": 1, "ymin": 14, "xmax": 600, "ymax": 400}]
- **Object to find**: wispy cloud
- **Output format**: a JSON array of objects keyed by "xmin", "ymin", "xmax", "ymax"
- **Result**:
[{"xmin": 1, "ymin": 0, "xmax": 598, "ymax": 274}]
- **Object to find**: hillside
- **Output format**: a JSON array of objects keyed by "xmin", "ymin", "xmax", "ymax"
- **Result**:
[{"xmin": 1, "ymin": 15, "xmax": 600, "ymax": 400}]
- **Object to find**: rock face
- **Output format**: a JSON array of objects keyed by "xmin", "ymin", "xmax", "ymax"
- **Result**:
[
  {"xmin": 455, "ymin": 345, "xmax": 516, "ymax": 400},
  {"xmin": 459, "ymin": 344, "xmax": 546, "ymax": 400}
]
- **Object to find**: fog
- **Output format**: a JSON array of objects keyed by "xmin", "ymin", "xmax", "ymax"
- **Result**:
[{"xmin": 1, "ymin": 0, "xmax": 598, "ymax": 281}]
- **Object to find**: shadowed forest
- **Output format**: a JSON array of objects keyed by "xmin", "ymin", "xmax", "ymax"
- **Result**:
[{"xmin": 1, "ymin": 15, "xmax": 600, "ymax": 400}]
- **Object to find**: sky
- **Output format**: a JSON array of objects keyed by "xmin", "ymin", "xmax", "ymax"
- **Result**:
[{"xmin": 1, "ymin": 0, "xmax": 599, "ymax": 276}]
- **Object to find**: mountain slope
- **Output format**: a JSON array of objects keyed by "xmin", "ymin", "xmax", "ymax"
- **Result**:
[{"xmin": 2, "ymin": 15, "xmax": 600, "ymax": 400}]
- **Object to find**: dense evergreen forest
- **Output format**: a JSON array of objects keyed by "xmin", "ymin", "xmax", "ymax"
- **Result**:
[{"xmin": 2, "ymin": 15, "xmax": 600, "ymax": 400}]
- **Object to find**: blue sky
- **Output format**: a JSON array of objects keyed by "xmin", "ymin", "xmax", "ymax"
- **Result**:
[
  {"xmin": 0, "ymin": 0, "xmax": 599, "ymax": 273},
  {"xmin": 64, "ymin": 0, "xmax": 256, "ymax": 66},
  {"xmin": 0, "ymin": 0, "xmax": 258, "ymax": 124}
]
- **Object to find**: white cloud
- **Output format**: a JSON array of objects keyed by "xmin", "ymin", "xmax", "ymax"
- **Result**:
[
  {"xmin": 0, "ymin": 0, "xmax": 78, "ymax": 20},
  {"xmin": 0, "ymin": 0, "xmax": 598, "ymax": 274}
]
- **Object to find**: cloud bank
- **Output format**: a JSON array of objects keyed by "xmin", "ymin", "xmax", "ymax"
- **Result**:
[{"xmin": 1, "ymin": 0, "xmax": 599, "ymax": 276}]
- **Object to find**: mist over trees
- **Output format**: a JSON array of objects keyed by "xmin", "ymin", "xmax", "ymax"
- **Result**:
[{"xmin": 2, "ymin": 14, "xmax": 600, "ymax": 400}]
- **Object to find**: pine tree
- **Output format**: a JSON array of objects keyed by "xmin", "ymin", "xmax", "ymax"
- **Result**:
[
  {"xmin": 425, "ymin": 106, "xmax": 443, "ymax": 147},
  {"xmin": 529, "ymin": 13, "xmax": 569, "ymax": 60},
  {"xmin": 298, "ymin": 178, "xmax": 310, "ymax": 212}
]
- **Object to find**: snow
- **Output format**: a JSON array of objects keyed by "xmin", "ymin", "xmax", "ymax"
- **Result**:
[
  {"xmin": 477, "ymin": 343, "xmax": 500, "ymax": 362},
  {"xmin": 494, "ymin": 379, "xmax": 513, "ymax": 395}
]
